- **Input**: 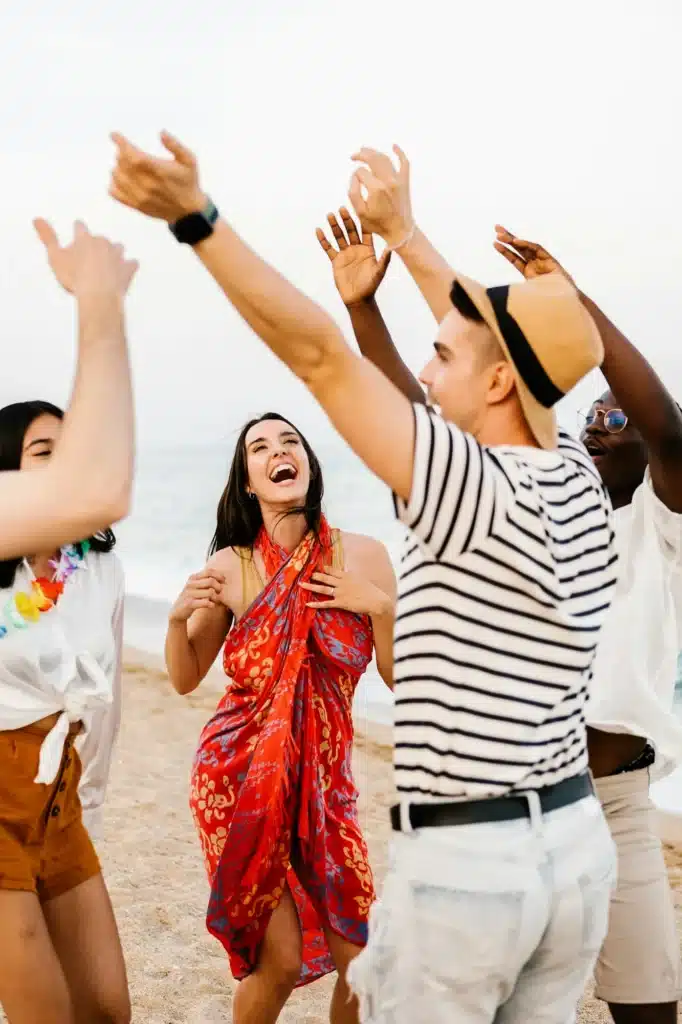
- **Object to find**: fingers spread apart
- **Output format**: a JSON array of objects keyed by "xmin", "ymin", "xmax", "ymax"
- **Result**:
[{"xmin": 316, "ymin": 207, "xmax": 370, "ymax": 258}]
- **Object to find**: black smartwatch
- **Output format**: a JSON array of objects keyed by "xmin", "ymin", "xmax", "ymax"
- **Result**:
[{"xmin": 169, "ymin": 198, "xmax": 219, "ymax": 246}]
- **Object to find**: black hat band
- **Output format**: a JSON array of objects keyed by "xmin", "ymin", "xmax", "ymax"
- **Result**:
[{"xmin": 486, "ymin": 285, "xmax": 564, "ymax": 409}]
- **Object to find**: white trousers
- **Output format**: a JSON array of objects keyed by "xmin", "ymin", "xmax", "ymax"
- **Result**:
[{"xmin": 348, "ymin": 792, "xmax": 616, "ymax": 1024}]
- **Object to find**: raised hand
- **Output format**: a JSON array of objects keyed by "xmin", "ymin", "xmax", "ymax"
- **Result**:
[
  {"xmin": 349, "ymin": 145, "xmax": 415, "ymax": 249},
  {"xmin": 494, "ymin": 226, "xmax": 575, "ymax": 285},
  {"xmin": 33, "ymin": 220, "xmax": 138, "ymax": 298},
  {"xmin": 300, "ymin": 568, "xmax": 391, "ymax": 618},
  {"xmin": 109, "ymin": 131, "xmax": 206, "ymax": 222},
  {"xmin": 169, "ymin": 569, "xmax": 226, "ymax": 624},
  {"xmin": 316, "ymin": 207, "xmax": 391, "ymax": 306}
]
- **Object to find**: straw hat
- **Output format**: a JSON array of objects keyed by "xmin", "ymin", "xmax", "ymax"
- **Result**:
[{"xmin": 454, "ymin": 271, "xmax": 603, "ymax": 449}]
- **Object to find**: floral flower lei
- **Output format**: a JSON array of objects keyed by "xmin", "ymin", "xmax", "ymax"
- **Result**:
[{"xmin": 0, "ymin": 541, "xmax": 90, "ymax": 639}]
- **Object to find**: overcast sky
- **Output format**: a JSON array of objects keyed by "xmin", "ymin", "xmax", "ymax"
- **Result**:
[{"xmin": 2, "ymin": 0, "xmax": 680, "ymax": 449}]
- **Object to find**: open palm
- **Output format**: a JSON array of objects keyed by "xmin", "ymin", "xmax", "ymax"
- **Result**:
[
  {"xmin": 494, "ymin": 225, "xmax": 574, "ymax": 285},
  {"xmin": 316, "ymin": 208, "xmax": 391, "ymax": 306}
]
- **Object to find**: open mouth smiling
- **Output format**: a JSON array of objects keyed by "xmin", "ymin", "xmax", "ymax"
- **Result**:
[
  {"xmin": 582, "ymin": 437, "xmax": 607, "ymax": 459},
  {"xmin": 269, "ymin": 463, "xmax": 298, "ymax": 484}
]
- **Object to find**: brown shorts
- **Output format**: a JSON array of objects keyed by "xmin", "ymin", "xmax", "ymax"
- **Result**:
[{"xmin": 0, "ymin": 723, "xmax": 101, "ymax": 902}]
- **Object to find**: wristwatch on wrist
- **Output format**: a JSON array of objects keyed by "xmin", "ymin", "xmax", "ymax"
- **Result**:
[{"xmin": 169, "ymin": 198, "xmax": 219, "ymax": 245}]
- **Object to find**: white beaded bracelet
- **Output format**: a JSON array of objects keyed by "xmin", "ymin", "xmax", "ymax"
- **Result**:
[{"xmin": 387, "ymin": 223, "xmax": 417, "ymax": 252}]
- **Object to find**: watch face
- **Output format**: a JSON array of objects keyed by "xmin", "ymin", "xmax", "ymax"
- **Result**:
[{"xmin": 170, "ymin": 204, "xmax": 218, "ymax": 245}]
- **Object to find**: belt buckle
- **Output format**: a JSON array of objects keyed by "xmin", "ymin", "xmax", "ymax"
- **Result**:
[{"xmin": 399, "ymin": 801, "xmax": 414, "ymax": 834}]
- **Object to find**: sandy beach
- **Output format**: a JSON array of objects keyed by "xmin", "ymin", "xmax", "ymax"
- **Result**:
[{"xmin": 100, "ymin": 655, "xmax": 682, "ymax": 1023}]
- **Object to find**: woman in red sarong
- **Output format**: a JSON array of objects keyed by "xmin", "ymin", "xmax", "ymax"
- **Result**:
[{"xmin": 165, "ymin": 412, "xmax": 395, "ymax": 1024}]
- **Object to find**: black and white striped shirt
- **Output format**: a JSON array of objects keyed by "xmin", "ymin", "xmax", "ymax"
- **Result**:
[{"xmin": 393, "ymin": 403, "xmax": 617, "ymax": 801}]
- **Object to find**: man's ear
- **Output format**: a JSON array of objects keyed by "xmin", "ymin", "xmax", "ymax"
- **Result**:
[{"xmin": 487, "ymin": 360, "xmax": 516, "ymax": 407}]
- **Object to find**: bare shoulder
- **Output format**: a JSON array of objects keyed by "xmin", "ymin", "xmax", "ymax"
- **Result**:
[
  {"xmin": 206, "ymin": 545, "xmax": 244, "ymax": 583},
  {"xmin": 339, "ymin": 528, "xmax": 387, "ymax": 561},
  {"xmin": 340, "ymin": 531, "xmax": 394, "ymax": 576}
]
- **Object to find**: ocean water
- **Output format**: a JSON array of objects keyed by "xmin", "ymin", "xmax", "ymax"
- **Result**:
[{"xmin": 117, "ymin": 440, "xmax": 682, "ymax": 811}]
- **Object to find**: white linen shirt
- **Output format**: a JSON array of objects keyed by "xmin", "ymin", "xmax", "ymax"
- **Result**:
[
  {"xmin": 586, "ymin": 469, "xmax": 682, "ymax": 780},
  {"xmin": 0, "ymin": 550, "xmax": 124, "ymax": 838}
]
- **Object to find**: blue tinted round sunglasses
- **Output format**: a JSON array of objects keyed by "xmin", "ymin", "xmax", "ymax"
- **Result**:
[{"xmin": 579, "ymin": 407, "xmax": 628, "ymax": 433}]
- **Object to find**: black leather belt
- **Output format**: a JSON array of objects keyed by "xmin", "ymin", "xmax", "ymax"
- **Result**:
[
  {"xmin": 390, "ymin": 772, "xmax": 593, "ymax": 832},
  {"xmin": 611, "ymin": 742, "xmax": 655, "ymax": 776}
]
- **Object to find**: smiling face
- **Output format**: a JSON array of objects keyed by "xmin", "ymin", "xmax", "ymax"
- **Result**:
[
  {"xmin": 580, "ymin": 391, "xmax": 647, "ymax": 501},
  {"xmin": 20, "ymin": 413, "xmax": 62, "ymax": 470},
  {"xmin": 243, "ymin": 418, "xmax": 311, "ymax": 508}
]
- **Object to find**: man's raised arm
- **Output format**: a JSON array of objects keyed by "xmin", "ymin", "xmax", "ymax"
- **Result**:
[
  {"xmin": 315, "ymin": 207, "xmax": 425, "ymax": 404},
  {"xmin": 349, "ymin": 146, "xmax": 456, "ymax": 325},
  {"xmin": 109, "ymin": 131, "xmax": 417, "ymax": 502},
  {"xmin": 494, "ymin": 226, "xmax": 682, "ymax": 512}
]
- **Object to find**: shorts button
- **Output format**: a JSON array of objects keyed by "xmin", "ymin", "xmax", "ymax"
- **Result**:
[{"xmin": 51, "ymin": 805, "xmax": 60, "ymax": 817}]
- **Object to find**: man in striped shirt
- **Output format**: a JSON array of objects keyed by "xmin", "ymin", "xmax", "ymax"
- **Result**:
[
  {"xmin": 111, "ymin": 133, "xmax": 617, "ymax": 1024},
  {"xmin": 315, "ymin": 154, "xmax": 620, "ymax": 1019}
]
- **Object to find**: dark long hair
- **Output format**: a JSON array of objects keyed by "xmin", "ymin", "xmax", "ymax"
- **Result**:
[
  {"xmin": 0, "ymin": 401, "xmax": 116, "ymax": 589},
  {"xmin": 208, "ymin": 412, "xmax": 324, "ymax": 556}
]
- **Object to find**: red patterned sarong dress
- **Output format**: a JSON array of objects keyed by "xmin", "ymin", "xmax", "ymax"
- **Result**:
[{"xmin": 190, "ymin": 518, "xmax": 376, "ymax": 986}]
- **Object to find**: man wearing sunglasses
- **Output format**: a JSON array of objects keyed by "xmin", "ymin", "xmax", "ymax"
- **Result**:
[{"xmin": 493, "ymin": 229, "xmax": 682, "ymax": 1024}]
